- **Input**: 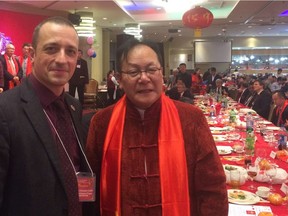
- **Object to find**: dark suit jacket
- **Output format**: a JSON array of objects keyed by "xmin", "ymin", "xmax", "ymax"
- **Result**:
[
  {"xmin": 0, "ymin": 55, "xmax": 23, "ymax": 90},
  {"xmin": 69, "ymin": 58, "xmax": 89, "ymax": 86},
  {"xmin": 206, "ymin": 74, "xmax": 221, "ymax": 92},
  {"xmin": 251, "ymin": 90, "xmax": 272, "ymax": 119},
  {"xmin": 238, "ymin": 88, "xmax": 251, "ymax": 104},
  {"xmin": 0, "ymin": 78, "xmax": 92, "ymax": 216},
  {"xmin": 211, "ymin": 86, "xmax": 228, "ymax": 95}
]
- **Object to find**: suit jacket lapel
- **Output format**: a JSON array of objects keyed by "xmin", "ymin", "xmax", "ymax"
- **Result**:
[{"xmin": 19, "ymin": 79, "xmax": 68, "ymax": 191}]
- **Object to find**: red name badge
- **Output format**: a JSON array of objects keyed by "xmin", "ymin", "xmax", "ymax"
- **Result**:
[{"xmin": 76, "ymin": 172, "xmax": 96, "ymax": 202}]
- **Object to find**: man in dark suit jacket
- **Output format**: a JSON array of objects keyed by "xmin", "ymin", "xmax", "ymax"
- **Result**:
[
  {"xmin": 206, "ymin": 67, "xmax": 221, "ymax": 92},
  {"xmin": 0, "ymin": 43, "xmax": 23, "ymax": 91},
  {"xmin": 0, "ymin": 17, "xmax": 93, "ymax": 216},
  {"xmin": 69, "ymin": 49, "xmax": 89, "ymax": 104},
  {"xmin": 238, "ymin": 82, "xmax": 251, "ymax": 104},
  {"xmin": 251, "ymin": 79, "xmax": 272, "ymax": 120},
  {"xmin": 175, "ymin": 63, "xmax": 192, "ymax": 88}
]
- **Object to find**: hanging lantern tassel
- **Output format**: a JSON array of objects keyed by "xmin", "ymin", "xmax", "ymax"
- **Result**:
[{"xmin": 194, "ymin": 28, "xmax": 202, "ymax": 37}]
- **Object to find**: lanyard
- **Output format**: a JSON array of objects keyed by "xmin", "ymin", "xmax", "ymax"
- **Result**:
[{"xmin": 43, "ymin": 109, "xmax": 93, "ymax": 175}]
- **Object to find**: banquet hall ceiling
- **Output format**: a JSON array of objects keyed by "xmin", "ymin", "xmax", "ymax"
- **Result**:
[{"xmin": 2, "ymin": 0, "xmax": 288, "ymax": 43}]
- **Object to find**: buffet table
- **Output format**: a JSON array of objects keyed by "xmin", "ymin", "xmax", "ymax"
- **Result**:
[{"xmin": 195, "ymin": 95, "xmax": 288, "ymax": 216}]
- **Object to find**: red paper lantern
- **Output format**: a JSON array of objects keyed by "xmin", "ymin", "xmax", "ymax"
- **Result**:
[{"xmin": 182, "ymin": 6, "xmax": 214, "ymax": 29}]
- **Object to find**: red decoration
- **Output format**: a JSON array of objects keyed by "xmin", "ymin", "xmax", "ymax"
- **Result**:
[{"xmin": 182, "ymin": 6, "xmax": 214, "ymax": 29}]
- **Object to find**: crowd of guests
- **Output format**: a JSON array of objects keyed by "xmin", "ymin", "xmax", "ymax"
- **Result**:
[
  {"xmin": 165, "ymin": 64, "xmax": 288, "ymax": 128},
  {"xmin": 2, "ymin": 16, "xmax": 288, "ymax": 216}
]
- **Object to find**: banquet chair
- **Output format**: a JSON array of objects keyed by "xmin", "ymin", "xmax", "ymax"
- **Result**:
[{"xmin": 83, "ymin": 79, "xmax": 98, "ymax": 109}]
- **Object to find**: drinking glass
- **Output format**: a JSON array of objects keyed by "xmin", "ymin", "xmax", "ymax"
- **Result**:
[
  {"xmin": 265, "ymin": 164, "xmax": 277, "ymax": 191},
  {"xmin": 246, "ymin": 163, "xmax": 258, "ymax": 191},
  {"xmin": 230, "ymin": 170, "xmax": 241, "ymax": 189}
]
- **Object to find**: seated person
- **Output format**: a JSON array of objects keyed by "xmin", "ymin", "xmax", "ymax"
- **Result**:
[
  {"xmin": 271, "ymin": 90, "xmax": 288, "ymax": 127},
  {"xmin": 166, "ymin": 78, "xmax": 194, "ymax": 104},
  {"xmin": 251, "ymin": 79, "xmax": 272, "ymax": 120},
  {"xmin": 237, "ymin": 82, "xmax": 251, "ymax": 104},
  {"xmin": 210, "ymin": 79, "xmax": 228, "ymax": 95}
]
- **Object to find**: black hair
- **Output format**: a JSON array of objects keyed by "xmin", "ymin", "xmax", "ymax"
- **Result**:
[{"xmin": 116, "ymin": 38, "xmax": 163, "ymax": 73}]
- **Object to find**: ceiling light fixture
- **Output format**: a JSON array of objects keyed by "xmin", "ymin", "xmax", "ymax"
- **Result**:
[
  {"xmin": 123, "ymin": 23, "xmax": 142, "ymax": 40},
  {"xmin": 74, "ymin": 16, "xmax": 96, "ymax": 37}
]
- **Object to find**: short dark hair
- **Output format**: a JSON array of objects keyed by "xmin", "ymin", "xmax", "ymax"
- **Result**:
[
  {"xmin": 179, "ymin": 63, "xmax": 186, "ymax": 67},
  {"xmin": 253, "ymin": 79, "xmax": 265, "ymax": 87},
  {"xmin": 241, "ymin": 82, "xmax": 249, "ymax": 88},
  {"xmin": 22, "ymin": 43, "xmax": 32, "ymax": 48},
  {"xmin": 32, "ymin": 16, "xmax": 77, "ymax": 50},
  {"xmin": 273, "ymin": 90, "xmax": 286, "ymax": 99},
  {"xmin": 116, "ymin": 38, "xmax": 163, "ymax": 73},
  {"xmin": 210, "ymin": 67, "xmax": 216, "ymax": 72}
]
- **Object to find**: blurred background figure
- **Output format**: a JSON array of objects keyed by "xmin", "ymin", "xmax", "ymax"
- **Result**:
[
  {"xmin": 69, "ymin": 49, "xmax": 89, "ymax": 105},
  {"xmin": 17, "ymin": 43, "xmax": 33, "ymax": 79},
  {"xmin": 271, "ymin": 90, "xmax": 288, "ymax": 127},
  {"xmin": 166, "ymin": 68, "xmax": 178, "ymax": 90},
  {"xmin": 107, "ymin": 69, "xmax": 119, "ymax": 105},
  {"xmin": 191, "ymin": 67, "xmax": 202, "ymax": 94},
  {"xmin": 0, "ymin": 43, "xmax": 23, "ymax": 91}
]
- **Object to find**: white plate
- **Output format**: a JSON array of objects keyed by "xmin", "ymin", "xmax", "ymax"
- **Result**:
[
  {"xmin": 228, "ymin": 189, "xmax": 260, "ymax": 205},
  {"xmin": 213, "ymin": 135, "xmax": 227, "ymax": 141},
  {"xmin": 239, "ymin": 108, "xmax": 256, "ymax": 114},
  {"xmin": 259, "ymin": 120, "xmax": 272, "ymax": 125},
  {"xmin": 255, "ymin": 191, "xmax": 269, "ymax": 199},
  {"xmin": 217, "ymin": 146, "xmax": 233, "ymax": 155},
  {"xmin": 210, "ymin": 127, "xmax": 225, "ymax": 131},
  {"xmin": 266, "ymin": 126, "xmax": 280, "ymax": 131}
]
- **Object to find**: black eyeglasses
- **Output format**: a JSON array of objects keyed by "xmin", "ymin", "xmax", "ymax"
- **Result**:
[{"xmin": 121, "ymin": 67, "xmax": 161, "ymax": 78}]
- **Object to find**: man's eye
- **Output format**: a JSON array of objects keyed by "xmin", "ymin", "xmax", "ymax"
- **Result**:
[
  {"xmin": 67, "ymin": 49, "xmax": 77, "ymax": 56},
  {"xmin": 45, "ymin": 47, "xmax": 57, "ymax": 53},
  {"xmin": 128, "ymin": 71, "xmax": 139, "ymax": 77}
]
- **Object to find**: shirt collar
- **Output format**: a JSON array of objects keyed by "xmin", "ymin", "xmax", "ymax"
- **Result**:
[{"xmin": 29, "ymin": 74, "xmax": 64, "ymax": 108}]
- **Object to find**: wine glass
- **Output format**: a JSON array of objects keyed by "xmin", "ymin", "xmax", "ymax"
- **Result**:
[
  {"xmin": 265, "ymin": 164, "xmax": 277, "ymax": 191},
  {"xmin": 246, "ymin": 163, "xmax": 258, "ymax": 190}
]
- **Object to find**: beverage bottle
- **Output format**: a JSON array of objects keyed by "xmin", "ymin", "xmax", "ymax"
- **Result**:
[
  {"xmin": 246, "ymin": 112, "xmax": 254, "ymax": 133},
  {"xmin": 245, "ymin": 131, "xmax": 255, "ymax": 156},
  {"xmin": 278, "ymin": 127, "xmax": 287, "ymax": 150},
  {"xmin": 229, "ymin": 109, "xmax": 237, "ymax": 123},
  {"xmin": 209, "ymin": 105, "xmax": 216, "ymax": 118}
]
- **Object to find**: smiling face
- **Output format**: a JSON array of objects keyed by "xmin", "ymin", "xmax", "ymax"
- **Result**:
[
  {"xmin": 32, "ymin": 22, "xmax": 79, "ymax": 95},
  {"xmin": 119, "ymin": 44, "xmax": 163, "ymax": 109}
]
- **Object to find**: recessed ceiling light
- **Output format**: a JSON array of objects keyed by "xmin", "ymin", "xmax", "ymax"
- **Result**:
[
  {"xmin": 113, "ymin": 24, "xmax": 117, "ymax": 26},
  {"xmin": 218, "ymin": 33, "xmax": 222, "ymax": 35},
  {"xmin": 229, "ymin": 20, "xmax": 232, "ymax": 23},
  {"xmin": 259, "ymin": 19, "xmax": 263, "ymax": 22},
  {"xmin": 103, "ymin": 17, "xmax": 107, "ymax": 20},
  {"xmin": 84, "ymin": 7, "xmax": 88, "ymax": 9}
]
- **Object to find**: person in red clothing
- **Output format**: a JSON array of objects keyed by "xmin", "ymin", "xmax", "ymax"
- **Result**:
[
  {"xmin": 17, "ymin": 42, "xmax": 33, "ymax": 78},
  {"xmin": 191, "ymin": 67, "xmax": 202, "ymax": 93},
  {"xmin": 0, "ymin": 43, "xmax": 23, "ymax": 90},
  {"xmin": 86, "ymin": 38, "xmax": 228, "ymax": 216}
]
